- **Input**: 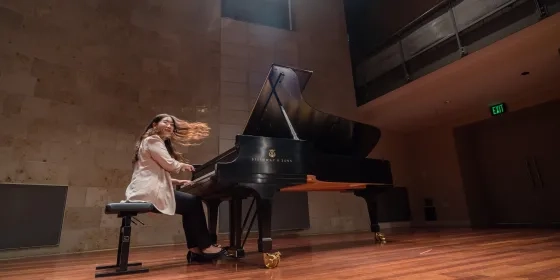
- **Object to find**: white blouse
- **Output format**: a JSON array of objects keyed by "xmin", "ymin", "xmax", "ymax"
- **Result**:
[{"xmin": 124, "ymin": 135, "xmax": 183, "ymax": 215}]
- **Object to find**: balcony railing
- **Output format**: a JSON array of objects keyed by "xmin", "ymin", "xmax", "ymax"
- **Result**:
[{"xmin": 354, "ymin": 0, "xmax": 558, "ymax": 106}]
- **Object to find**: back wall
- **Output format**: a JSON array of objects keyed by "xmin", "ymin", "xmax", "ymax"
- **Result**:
[{"xmin": 0, "ymin": 0, "xmax": 388, "ymax": 259}]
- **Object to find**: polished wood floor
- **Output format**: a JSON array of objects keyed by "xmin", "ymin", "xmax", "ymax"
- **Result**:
[{"xmin": 1, "ymin": 229, "xmax": 559, "ymax": 279}]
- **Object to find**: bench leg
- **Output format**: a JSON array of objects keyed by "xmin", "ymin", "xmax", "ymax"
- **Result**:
[{"xmin": 95, "ymin": 215, "xmax": 149, "ymax": 278}]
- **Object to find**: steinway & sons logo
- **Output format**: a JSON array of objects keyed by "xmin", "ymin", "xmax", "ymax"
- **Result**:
[{"xmin": 251, "ymin": 148, "xmax": 293, "ymax": 163}]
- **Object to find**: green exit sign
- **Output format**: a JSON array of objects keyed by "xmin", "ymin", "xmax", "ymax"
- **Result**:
[{"xmin": 490, "ymin": 103, "xmax": 507, "ymax": 116}]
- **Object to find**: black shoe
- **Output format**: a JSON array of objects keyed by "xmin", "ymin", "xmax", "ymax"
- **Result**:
[{"xmin": 186, "ymin": 249, "xmax": 226, "ymax": 264}]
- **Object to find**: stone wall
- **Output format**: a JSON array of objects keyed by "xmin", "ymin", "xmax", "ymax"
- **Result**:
[
  {"xmin": 0, "ymin": 0, "xmax": 222, "ymax": 258},
  {"xmin": 0, "ymin": 0, "xmax": 385, "ymax": 259}
]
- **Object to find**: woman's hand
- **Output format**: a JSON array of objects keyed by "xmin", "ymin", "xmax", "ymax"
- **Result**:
[
  {"xmin": 181, "ymin": 163, "xmax": 195, "ymax": 172},
  {"xmin": 174, "ymin": 179, "xmax": 193, "ymax": 186}
]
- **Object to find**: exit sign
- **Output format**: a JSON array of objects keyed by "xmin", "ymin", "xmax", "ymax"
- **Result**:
[{"xmin": 490, "ymin": 103, "xmax": 507, "ymax": 116}]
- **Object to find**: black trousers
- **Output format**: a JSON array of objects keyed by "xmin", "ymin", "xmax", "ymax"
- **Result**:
[{"xmin": 173, "ymin": 190, "xmax": 212, "ymax": 250}]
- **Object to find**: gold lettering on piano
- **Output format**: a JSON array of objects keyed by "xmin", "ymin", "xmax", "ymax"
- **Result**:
[
  {"xmin": 251, "ymin": 158, "xmax": 293, "ymax": 163},
  {"xmin": 251, "ymin": 148, "xmax": 293, "ymax": 163}
]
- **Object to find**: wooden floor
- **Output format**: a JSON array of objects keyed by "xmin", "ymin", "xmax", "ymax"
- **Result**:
[{"xmin": 1, "ymin": 229, "xmax": 559, "ymax": 279}]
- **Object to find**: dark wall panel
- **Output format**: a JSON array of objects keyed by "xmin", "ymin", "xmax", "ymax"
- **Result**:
[
  {"xmin": 377, "ymin": 187, "xmax": 412, "ymax": 223},
  {"xmin": 0, "ymin": 184, "xmax": 67, "ymax": 250}
]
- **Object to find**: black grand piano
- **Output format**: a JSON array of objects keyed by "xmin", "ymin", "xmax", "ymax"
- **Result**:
[{"xmin": 178, "ymin": 64, "xmax": 394, "ymax": 268}]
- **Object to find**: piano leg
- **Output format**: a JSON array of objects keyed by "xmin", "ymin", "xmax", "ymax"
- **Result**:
[
  {"xmin": 354, "ymin": 188, "xmax": 388, "ymax": 244},
  {"xmin": 256, "ymin": 197, "xmax": 273, "ymax": 253},
  {"xmin": 205, "ymin": 199, "xmax": 221, "ymax": 245},
  {"xmin": 227, "ymin": 198, "xmax": 245, "ymax": 258},
  {"xmin": 254, "ymin": 188, "xmax": 281, "ymax": 269}
]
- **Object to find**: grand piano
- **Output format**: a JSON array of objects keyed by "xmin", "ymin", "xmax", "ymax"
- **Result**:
[{"xmin": 178, "ymin": 64, "xmax": 394, "ymax": 268}]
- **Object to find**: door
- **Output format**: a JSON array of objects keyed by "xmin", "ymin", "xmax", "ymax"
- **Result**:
[
  {"xmin": 472, "ymin": 114, "xmax": 539, "ymax": 225},
  {"xmin": 468, "ymin": 99, "xmax": 560, "ymax": 227},
  {"xmin": 524, "ymin": 101, "xmax": 560, "ymax": 225}
]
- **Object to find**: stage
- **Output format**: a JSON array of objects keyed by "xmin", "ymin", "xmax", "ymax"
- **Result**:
[{"xmin": 1, "ymin": 229, "xmax": 559, "ymax": 279}]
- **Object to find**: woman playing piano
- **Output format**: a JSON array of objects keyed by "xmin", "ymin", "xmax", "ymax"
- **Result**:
[{"xmin": 124, "ymin": 113, "xmax": 225, "ymax": 263}]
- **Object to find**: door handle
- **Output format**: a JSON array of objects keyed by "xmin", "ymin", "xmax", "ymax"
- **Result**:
[
  {"xmin": 532, "ymin": 157, "xmax": 544, "ymax": 189},
  {"xmin": 525, "ymin": 158, "xmax": 537, "ymax": 189}
]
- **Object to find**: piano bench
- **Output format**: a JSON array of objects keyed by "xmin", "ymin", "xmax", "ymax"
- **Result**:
[
  {"xmin": 95, "ymin": 202, "xmax": 155, "ymax": 278},
  {"xmin": 104, "ymin": 202, "xmax": 155, "ymax": 216}
]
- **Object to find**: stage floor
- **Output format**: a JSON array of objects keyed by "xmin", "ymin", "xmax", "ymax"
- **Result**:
[{"xmin": 1, "ymin": 229, "xmax": 559, "ymax": 279}]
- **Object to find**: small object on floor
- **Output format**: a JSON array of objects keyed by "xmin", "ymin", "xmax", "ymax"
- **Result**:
[
  {"xmin": 375, "ymin": 232, "xmax": 387, "ymax": 244},
  {"xmin": 263, "ymin": 251, "xmax": 281, "ymax": 269}
]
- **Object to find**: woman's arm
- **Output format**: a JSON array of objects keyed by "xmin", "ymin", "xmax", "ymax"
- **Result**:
[{"xmin": 145, "ymin": 136, "xmax": 186, "ymax": 173}]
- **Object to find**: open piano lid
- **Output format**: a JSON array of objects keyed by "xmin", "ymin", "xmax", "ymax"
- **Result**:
[{"xmin": 242, "ymin": 64, "xmax": 381, "ymax": 158}]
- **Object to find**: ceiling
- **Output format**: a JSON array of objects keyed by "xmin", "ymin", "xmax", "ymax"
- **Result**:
[{"xmin": 357, "ymin": 12, "xmax": 560, "ymax": 133}]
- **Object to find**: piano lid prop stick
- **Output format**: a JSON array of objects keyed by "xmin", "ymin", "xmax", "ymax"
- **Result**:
[
  {"xmin": 253, "ymin": 72, "xmax": 299, "ymax": 140},
  {"xmin": 272, "ymin": 85, "xmax": 299, "ymax": 140},
  {"xmin": 254, "ymin": 73, "xmax": 284, "ymax": 133},
  {"xmin": 270, "ymin": 73, "xmax": 299, "ymax": 140}
]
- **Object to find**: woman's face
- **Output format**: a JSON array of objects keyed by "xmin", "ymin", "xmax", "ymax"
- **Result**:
[{"xmin": 153, "ymin": 116, "xmax": 174, "ymax": 138}]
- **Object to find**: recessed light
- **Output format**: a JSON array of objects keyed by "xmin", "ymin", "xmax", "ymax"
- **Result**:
[{"xmin": 521, "ymin": 71, "xmax": 530, "ymax": 76}]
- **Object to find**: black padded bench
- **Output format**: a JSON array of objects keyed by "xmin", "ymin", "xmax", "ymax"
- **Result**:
[{"xmin": 95, "ymin": 202, "xmax": 155, "ymax": 278}]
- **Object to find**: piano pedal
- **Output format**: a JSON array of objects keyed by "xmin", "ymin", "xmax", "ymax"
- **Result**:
[
  {"xmin": 224, "ymin": 246, "xmax": 245, "ymax": 258},
  {"xmin": 263, "ymin": 251, "xmax": 281, "ymax": 269}
]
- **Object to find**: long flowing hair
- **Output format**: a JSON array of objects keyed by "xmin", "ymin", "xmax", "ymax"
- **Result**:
[{"xmin": 132, "ymin": 114, "xmax": 210, "ymax": 164}]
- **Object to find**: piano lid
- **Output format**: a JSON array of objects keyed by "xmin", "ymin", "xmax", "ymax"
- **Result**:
[{"xmin": 243, "ymin": 64, "xmax": 381, "ymax": 158}]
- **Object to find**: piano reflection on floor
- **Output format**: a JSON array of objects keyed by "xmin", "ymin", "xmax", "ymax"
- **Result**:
[{"xmin": 178, "ymin": 64, "xmax": 394, "ymax": 268}]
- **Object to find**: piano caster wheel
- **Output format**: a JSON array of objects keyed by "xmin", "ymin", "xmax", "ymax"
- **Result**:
[
  {"xmin": 263, "ymin": 252, "xmax": 281, "ymax": 269},
  {"xmin": 375, "ymin": 232, "xmax": 387, "ymax": 244}
]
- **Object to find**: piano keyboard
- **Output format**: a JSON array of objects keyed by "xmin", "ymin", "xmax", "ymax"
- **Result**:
[{"xmin": 191, "ymin": 170, "xmax": 215, "ymax": 184}]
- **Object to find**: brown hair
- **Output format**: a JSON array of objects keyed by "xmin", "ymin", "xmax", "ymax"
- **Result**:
[{"xmin": 132, "ymin": 113, "xmax": 210, "ymax": 164}]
